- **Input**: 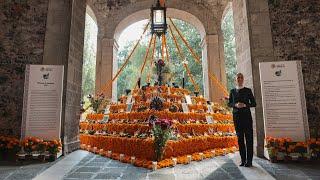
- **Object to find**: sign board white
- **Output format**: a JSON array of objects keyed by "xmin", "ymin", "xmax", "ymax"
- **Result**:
[
  {"xmin": 185, "ymin": 95, "xmax": 192, "ymax": 104},
  {"xmin": 206, "ymin": 116, "xmax": 214, "ymax": 124},
  {"xmin": 207, "ymin": 105, "xmax": 213, "ymax": 113},
  {"xmin": 181, "ymin": 103, "xmax": 189, "ymax": 113},
  {"xmin": 259, "ymin": 61, "xmax": 309, "ymax": 142},
  {"xmin": 104, "ymin": 105, "xmax": 110, "ymax": 114},
  {"xmin": 126, "ymin": 103, "xmax": 133, "ymax": 112},
  {"xmin": 21, "ymin": 65, "xmax": 64, "ymax": 140}
]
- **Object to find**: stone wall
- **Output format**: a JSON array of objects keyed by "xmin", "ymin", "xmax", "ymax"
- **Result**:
[
  {"xmin": 0, "ymin": 0, "xmax": 49, "ymax": 136},
  {"xmin": 268, "ymin": 0, "xmax": 320, "ymax": 137},
  {"xmin": 43, "ymin": 0, "xmax": 86, "ymax": 152}
]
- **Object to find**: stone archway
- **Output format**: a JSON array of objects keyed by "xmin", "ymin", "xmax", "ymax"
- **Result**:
[
  {"xmin": 39, "ymin": 0, "xmax": 273, "ymax": 157},
  {"xmin": 112, "ymin": 8, "xmax": 209, "ymax": 100},
  {"xmin": 87, "ymin": 0, "xmax": 229, "ymax": 102}
]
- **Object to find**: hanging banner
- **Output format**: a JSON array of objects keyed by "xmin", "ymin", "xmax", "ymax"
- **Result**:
[
  {"xmin": 259, "ymin": 61, "xmax": 309, "ymax": 142},
  {"xmin": 21, "ymin": 65, "xmax": 64, "ymax": 140}
]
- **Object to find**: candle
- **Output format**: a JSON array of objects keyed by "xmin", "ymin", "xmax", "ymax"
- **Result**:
[
  {"xmin": 211, "ymin": 150, "xmax": 216, "ymax": 156},
  {"xmin": 93, "ymin": 147, "xmax": 97, "ymax": 153},
  {"xmin": 87, "ymin": 145, "xmax": 91, "ymax": 151},
  {"xmin": 172, "ymin": 158, "xmax": 177, "ymax": 166},
  {"xmin": 120, "ymin": 154, "xmax": 124, "ymax": 161},
  {"xmin": 131, "ymin": 156, "xmax": 136, "ymax": 164},
  {"xmin": 199, "ymin": 153, "xmax": 204, "ymax": 160},
  {"xmin": 152, "ymin": 161, "xmax": 158, "ymax": 171},
  {"xmin": 223, "ymin": 148, "xmax": 227, "ymax": 155},
  {"xmin": 187, "ymin": 155, "xmax": 192, "ymax": 163},
  {"xmin": 107, "ymin": 150, "xmax": 112, "ymax": 157},
  {"xmin": 99, "ymin": 149, "xmax": 104, "ymax": 155}
]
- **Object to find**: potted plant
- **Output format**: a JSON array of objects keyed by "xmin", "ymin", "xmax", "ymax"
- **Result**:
[
  {"xmin": 294, "ymin": 142, "xmax": 308, "ymax": 161},
  {"xmin": 308, "ymin": 138, "xmax": 320, "ymax": 160},
  {"xmin": 47, "ymin": 140, "xmax": 62, "ymax": 162},
  {"xmin": 21, "ymin": 137, "xmax": 40, "ymax": 160},
  {"xmin": 37, "ymin": 141, "xmax": 47, "ymax": 162},
  {"xmin": 149, "ymin": 116, "xmax": 173, "ymax": 161},
  {"xmin": 265, "ymin": 137, "xmax": 278, "ymax": 162},
  {"xmin": 6, "ymin": 138, "xmax": 20, "ymax": 161}
]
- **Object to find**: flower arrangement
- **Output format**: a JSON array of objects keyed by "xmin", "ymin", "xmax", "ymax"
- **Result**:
[
  {"xmin": 0, "ymin": 136, "xmax": 20, "ymax": 153},
  {"xmin": 79, "ymin": 134, "xmax": 237, "ymax": 161},
  {"xmin": 308, "ymin": 138, "xmax": 320, "ymax": 159},
  {"xmin": 150, "ymin": 116, "xmax": 173, "ymax": 161},
  {"xmin": 0, "ymin": 136, "xmax": 62, "ymax": 162},
  {"xmin": 21, "ymin": 137, "xmax": 41, "ymax": 154},
  {"xmin": 265, "ymin": 136, "xmax": 320, "ymax": 162},
  {"xmin": 47, "ymin": 140, "xmax": 62, "ymax": 155},
  {"xmin": 84, "ymin": 93, "xmax": 109, "ymax": 113}
]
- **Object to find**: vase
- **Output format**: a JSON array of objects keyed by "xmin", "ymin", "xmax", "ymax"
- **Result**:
[{"xmin": 48, "ymin": 154, "xmax": 57, "ymax": 162}]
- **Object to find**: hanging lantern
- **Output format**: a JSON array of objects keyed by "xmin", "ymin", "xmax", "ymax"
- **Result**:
[{"xmin": 150, "ymin": 0, "xmax": 167, "ymax": 37}]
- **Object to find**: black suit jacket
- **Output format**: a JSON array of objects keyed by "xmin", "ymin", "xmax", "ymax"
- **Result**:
[{"xmin": 228, "ymin": 87, "xmax": 256, "ymax": 130}]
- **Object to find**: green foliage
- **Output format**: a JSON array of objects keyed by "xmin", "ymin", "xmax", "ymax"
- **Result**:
[
  {"xmin": 82, "ymin": 14, "xmax": 97, "ymax": 98},
  {"xmin": 152, "ymin": 124, "xmax": 172, "ymax": 161},
  {"xmin": 117, "ymin": 19, "xmax": 204, "ymax": 97},
  {"xmin": 222, "ymin": 9, "xmax": 237, "ymax": 91},
  {"xmin": 81, "ymin": 14, "xmax": 237, "ymax": 98}
]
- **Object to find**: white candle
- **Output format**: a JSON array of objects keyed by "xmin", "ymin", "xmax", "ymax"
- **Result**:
[
  {"xmin": 120, "ymin": 154, "xmax": 124, "ymax": 161},
  {"xmin": 93, "ymin": 147, "xmax": 98, "ymax": 153},
  {"xmin": 152, "ymin": 161, "xmax": 158, "ymax": 171},
  {"xmin": 172, "ymin": 158, "xmax": 177, "ymax": 166},
  {"xmin": 223, "ymin": 148, "xmax": 227, "ymax": 155},
  {"xmin": 131, "ymin": 156, "xmax": 136, "ymax": 164},
  {"xmin": 99, "ymin": 149, "xmax": 104, "ymax": 155},
  {"xmin": 211, "ymin": 150, "xmax": 216, "ymax": 156},
  {"xmin": 87, "ymin": 145, "xmax": 91, "ymax": 151},
  {"xmin": 107, "ymin": 150, "xmax": 112, "ymax": 156},
  {"xmin": 199, "ymin": 153, "xmax": 204, "ymax": 160},
  {"xmin": 187, "ymin": 155, "xmax": 192, "ymax": 163}
]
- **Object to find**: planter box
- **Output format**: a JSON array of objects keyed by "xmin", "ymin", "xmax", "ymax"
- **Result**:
[{"xmin": 276, "ymin": 152, "xmax": 286, "ymax": 161}]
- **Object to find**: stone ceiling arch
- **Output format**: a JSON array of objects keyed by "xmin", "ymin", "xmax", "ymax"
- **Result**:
[
  {"xmin": 113, "ymin": 8, "xmax": 206, "ymax": 42},
  {"xmin": 87, "ymin": 0, "xmax": 226, "ymax": 39}
]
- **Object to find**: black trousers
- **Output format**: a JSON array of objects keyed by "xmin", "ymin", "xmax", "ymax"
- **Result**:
[{"xmin": 236, "ymin": 127, "xmax": 253, "ymax": 164}]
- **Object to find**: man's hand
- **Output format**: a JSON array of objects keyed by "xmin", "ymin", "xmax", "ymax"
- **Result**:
[{"xmin": 235, "ymin": 102, "xmax": 246, "ymax": 108}]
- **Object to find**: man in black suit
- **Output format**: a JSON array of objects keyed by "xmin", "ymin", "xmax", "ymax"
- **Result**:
[{"xmin": 228, "ymin": 73, "xmax": 256, "ymax": 167}]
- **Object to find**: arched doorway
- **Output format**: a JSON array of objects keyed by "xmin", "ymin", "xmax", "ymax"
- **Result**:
[
  {"xmin": 115, "ymin": 18, "xmax": 205, "ymax": 98},
  {"xmin": 93, "ymin": 6, "xmax": 227, "ymax": 102}
]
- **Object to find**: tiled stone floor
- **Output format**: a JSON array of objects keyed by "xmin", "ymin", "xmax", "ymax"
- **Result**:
[
  {"xmin": 0, "ymin": 160, "xmax": 57, "ymax": 180},
  {"xmin": 1, "ymin": 150, "xmax": 320, "ymax": 180}
]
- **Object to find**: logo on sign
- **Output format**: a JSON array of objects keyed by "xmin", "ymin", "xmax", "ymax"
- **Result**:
[
  {"xmin": 275, "ymin": 70, "xmax": 282, "ymax": 76},
  {"xmin": 43, "ymin": 73, "xmax": 49, "ymax": 79}
]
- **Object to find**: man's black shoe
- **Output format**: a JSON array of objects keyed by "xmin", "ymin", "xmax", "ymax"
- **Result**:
[
  {"xmin": 239, "ymin": 163, "xmax": 245, "ymax": 166},
  {"xmin": 244, "ymin": 163, "xmax": 252, "ymax": 167}
]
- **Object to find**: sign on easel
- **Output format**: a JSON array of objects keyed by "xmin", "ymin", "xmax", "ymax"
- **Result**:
[
  {"xmin": 21, "ymin": 65, "xmax": 64, "ymax": 140},
  {"xmin": 259, "ymin": 61, "xmax": 309, "ymax": 142}
]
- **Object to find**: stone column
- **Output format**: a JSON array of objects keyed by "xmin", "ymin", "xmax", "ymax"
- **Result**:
[
  {"xmin": 95, "ymin": 37, "xmax": 118, "ymax": 101},
  {"xmin": 43, "ymin": 0, "xmax": 86, "ymax": 153},
  {"xmin": 233, "ymin": 0, "xmax": 275, "ymax": 157},
  {"xmin": 201, "ymin": 34, "xmax": 226, "ymax": 102}
]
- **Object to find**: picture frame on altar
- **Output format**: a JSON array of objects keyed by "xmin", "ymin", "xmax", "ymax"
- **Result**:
[
  {"xmin": 102, "ymin": 115, "xmax": 109, "ymax": 123},
  {"xmin": 126, "ymin": 95, "xmax": 133, "ymax": 104},
  {"xmin": 207, "ymin": 105, "xmax": 213, "ymax": 113},
  {"xmin": 182, "ymin": 103, "xmax": 189, "ymax": 113},
  {"xmin": 206, "ymin": 116, "xmax": 214, "ymax": 124},
  {"xmin": 126, "ymin": 103, "xmax": 133, "ymax": 112},
  {"xmin": 185, "ymin": 95, "xmax": 192, "ymax": 104},
  {"xmin": 104, "ymin": 105, "xmax": 110, "ymax": 114}
]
